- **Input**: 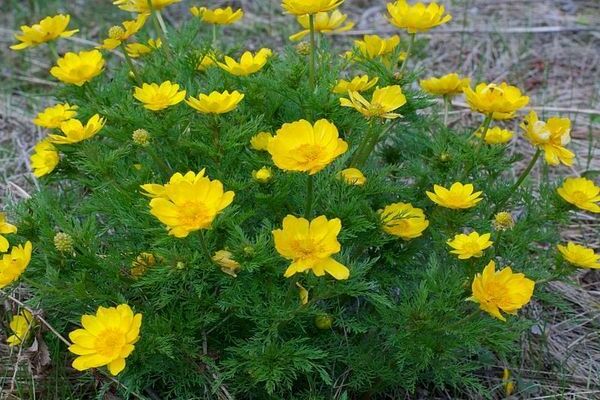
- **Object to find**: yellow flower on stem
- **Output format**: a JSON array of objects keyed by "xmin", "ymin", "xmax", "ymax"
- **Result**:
[
  {"xmin": 33, "ymin": 103, "xmax": 78, "ymax": 128},
  {"xmin": 447, "ymin": 232, "xmax": 493, "ymax": 260},
  {"xmin": 212, "ymin": 250, "xmax": 241, "ymax": 277},
  {"xmin": 521, "ymin": 111, "xmax": 574, "ymax": 166},
  {"xmin": 190, "ymin": 6, "xmax": 244, "ymax": 24},
  {"xmin": 493, "ymin": 212, "xmax": 515, "ymax": 231},
  {"xmin": 143, "ymin": 170, "xmax": 234, "ymax": 238},
  {"xmin": 338, "ymin": 168, "xmax": 366, "ymax": 186},
  {"xmin": 250, "ymin": 132, "xmax": 273, "ymax": 151},
  {"xmin": 197, "ymin": 52, "xmax": 218, "ymax": 71},
  {"xmin": 113, "ymin": 0, "xmax": 181, "ymax": 13},
  {"xmin": 217, "ymin": 48, "xmax": 272, "ymax": 76},
  {"xmin": 0, "ymin": 241, "xmax": 32, "ymax": 289},
  {"xmin": 30, "ymin": 140, "xmax": 60, "ymax": 178},
  {"xmin": 126, "ymin": 38, "xmax": 162, "ymax": 58},
  {"xmin": 340, "ymin": 85, "xmax": 407, "ymax": 119},
  {"xmin": 68, "ymin": 304, "xmax": 142, "ymax": 376},
  {"xmin": 349, "ymin": 34, "xmax": 400, "ymax": 61},
  {"xmin": 99, "ymin": 14, "xmax": 147, "ymax": 50},
  {"xmin": 186, "ymin": 90, "xmax": 244, "ymax": 114},
  {"xmin": 468, "ymin": 260, "xmax": 534, "ymax": 322},
  {"xmin": 289, "ymin": 10, "xmax": 354, "ymax": 41},
  {"xmin": 252, "ymin": 167, "xmax": 273, "ymax": 183},
  {"xmin": 50, "ymin": 50, "xmax": 105, "ymax": 86},
  {"xmin": 463, "ymin": 82, "xmax": 529, "ymax": 120},
  {"xmin": 0, "ymin": 213, "xmax": 17, "ymax": 253},
  {"xmin": 426, "ymin": 182, "xmax": 483, "ymax": 209},
  {"xmin": 386, "ymin": 1, "xmax": 452, "ymax": 33},
  {"xmin": 267, "ymin": 119, "xmax": 348, "ymax": 175},
  {"xmin": 332, "ymin": 75, "xmax": 379, "ymax": 94},
  {"xmin": 7, "ymin": 310, "xmax": 35, "ymax": 347},
  {"xmin": 475, "ymin": 126, "xmax": 514, "ymax": 144},
  {"xmin": 10, "ymin": 14, "xmax": 78, "ymax": 50},
  {"xmin": 281, "ymin": 0, "xmax": 344, "ymax": 16},
  {"xmin": 557, "ymin": 177, "xmax": 600, "ymax": 213},
  {"xmin": 273, "ymin": 215, "xmax": 349, "ymax": 280},
  {"xmin": 420, "ymin": 73, "xmax": 470, "ymax": 97},
  {"xmin": 379, "ymin": 202, "xmax": 429, "ymax": 240},
  {"xmin": 133, "ymin": 81, "xmax": 187, "ymax": 111},
  {"xmin": 48, "ymin": 114, "xmax": 105, "ymax": 145},
  {"xmin": 557, "ymin": 242, "xmax": 600, "ymax": 269}
]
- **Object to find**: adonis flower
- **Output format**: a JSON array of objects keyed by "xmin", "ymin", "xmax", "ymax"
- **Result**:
[
  {"xmin": 0, "ymin": 213, "xmax": 17, "ymax": 253},
  {"xmin": 338, "ymin": 168, "xmax": 366, "ymax": 186},
  {"xmin": 99, "ymin": 14, "xmax": 147, "ymax": 50},
  {"xmin": 426, "ymin": 182, "xmax": 483, "ymax": 209},
  {"xmin": 212, "ymin": 250, "xmax": 241, "ymax": 277},
  {"xmin": 186, "ymin": 91, "xmax": 245, "ymax": 114},
  {"xmin": 521, "ymin": 111, "xmax": 574, "ymax": 166},
  {"xmin": 557, "ymin": 177, "xmax": 600, "ymax": 213},
  {"xmin": 379, "ymin": 202, "xmax": 429, "ymax": 240},
  {"xmin": 387, "ymin": 1, "xmax": 452, "ymax": 33},
  {"xmin": 50, "ymin": 50, "xmax": 105, "ymax": 86},
  {"xmin": 143, "ymin": 170, "xmax": 235, "ymax": 238},
  {"xmin": 273, "ymin": 215, "xmax": 349, "ymax": 280},
  {"xmin": 133, "ymin": 81, "xmax": 187, "ymax": 111},
  {"xmin": 348, "ymin": 35, "xmax": 402, "ymax": 65},
  {"xmin": 33, "ymin": 103, "xmax": 77, "ymax": 129},
  {"xmin": 190, "ymin": 6, "xmax": 244, "ymax": 25},
  {"xmin": 7, "ymin": 309, "xmax": 35, "ymax": 347},
  {"xmin": 0, "ymin": 241, "xmax": 32, "ymax": 289},
  {"xmin": 48, "ymin": 114, "xmax": 105, "ymax": 145},
  {"xmin": 469, "ymin": 260, "xmax": 534, "ymax": 322},
  {"xmin": 10, "ymin": 14, "xmax": 78, "ymax": 50},
  {"xmin": 30, "ymin": 140, "xmax": 60, "ymax": 177},
  {"xmin": 217, "ymin": 48, "xmax": 272, "ymax": 76},
  {"xmin": 130, "ymin": 252, "xmax": 157, "ymax": 278},
  {"xmin": 340, "ymin": 85, "xmax": 407, "ymax": 119},
  {"xmin": 68, "ymin": 304, "xmax": 142, "ymax": 376},
  {"xmin": 475, "ymin": 126, "xmax": 513, "ymax": 144},
  {"xmin": 281, "ymin": 0, "xmax": 344, "ymax": 16},
  {"xmin": 557, "ymin": 242, "xmax": 600, "ymax": 269},
  {"xmin": 463, "ymin": 82, "xmax": 529, "ymax": 120},
  {"xmin": 250, "ymin": 132, "xmax": 273, "ymax": 151},
  {"xmin": 290, "ymin": 10, "xmax": 354, "ymax": 41},
  {"xmin": 113, "ymin": 0, "xmax": 181, "ymax": 13},
  {"xmin": 333, "ymin": 75, "xmax": 378, "ymax": 94},
  {"xmin": 126, "ymin": 38, "xmax": 162, "ymax": 58},
  {"xmin": 447, "ymin": 232, "xmax": 493, "ymax": 260},
  {"xmin": 420, "ymin": 73, "xmax": 470, "ymax": 97},
  {"xmin": 268, "ymin": 119, "xmax": 348, "ymax": 175}
]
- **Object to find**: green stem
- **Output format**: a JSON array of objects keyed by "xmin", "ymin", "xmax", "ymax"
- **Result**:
[
  {"xmin": 304, "ymin": 174, "xmax": 314, "ymax": 219},
  {"xmin": 474, "ymin": 114, "xmax": 492, "ymax": 148},
  {"xmin": 199, "ymin": 231, "xmax": 214, "ymax": 264},
  {"xmin": 398, "ymin": 33, "xmax": 415, "ymax": 76},
  {"xmin": 120, "ymin": 43, "xmax": 142, "ymax": 86},
  {"xmin": 146, "ymin": 145, "xmax": 172, "ymax": 177},
  {"xmin": 147, "ymin": 0, "xmax": 171, "ymax": 56},
  {"xmin": 443, "ymin": 95, "xmax": 451, "ymax": 126},
  {"xmin": 47, "ymin": 41, "xmax": 60, "ymax": 61},
  {"xmin": 492, "ymin": 149, "xmax": 542, "ymax": 215},
  {"xmin": 212, "ymin": 25, "xmax": 217, "ymax": 48},
  {"xmin": 308, "ymin": 14, "xmax": 316, "ymax": 90}
]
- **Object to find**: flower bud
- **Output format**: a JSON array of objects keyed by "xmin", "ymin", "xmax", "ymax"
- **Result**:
[
  {"xmin": 108, "ymin": 26, "xmax": 125, "ymax": 40},
  {"xmin": 295, "ymin": 42, "xmax": 310, "ymax": 56},
  {"xmin": 252, "ymin": 167, "xmax": 272, "ymax": 183},
  {"xmin": 132, "ymin": 129, "xmax": 150, "ymax": 147},
  {"xmin": 314, "ymin": 314, "xmax": 333, "ymax": 330},
  {"xmin": 54, "ymin": 232, "xmax": 74, "ymax": 253},
  {"xmin": 493, "ymin": 211, "xmax": 515, "ymax": 231}
]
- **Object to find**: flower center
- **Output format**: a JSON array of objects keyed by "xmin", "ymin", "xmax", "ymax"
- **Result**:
[
  {"xmin": 464, "ymin": 240, "xmax": 481, "ymax": 255},
  {"xmin": 179, "ymin": 202, "xmax": 212, "ymax": 227},
  {"xmin": 95, "ymin": 330, "xmax": 126, "ymax": 358},
  {"xmin": 570, "ymin": 191, "xmax": 588, "ymax": 204},
  {"xmin": 297, "ymin": 144, "xmax": 324, "ymax": 164}
]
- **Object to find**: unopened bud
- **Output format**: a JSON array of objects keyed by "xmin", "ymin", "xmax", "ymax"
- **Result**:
[
  {"xmin": 108, "ymin": 26, "xmax": 125, "ymax": 40},
  {"xmin": 132, "ymin": 129, "xmax": 150, "ymax": 147},
  {"xmin": 54, "ymin": 232, "xmax": 74, "ymax": 253}
]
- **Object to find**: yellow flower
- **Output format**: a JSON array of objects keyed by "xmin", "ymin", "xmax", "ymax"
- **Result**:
[
  {"xmin": 557, "ymin": 242, "xmax": 600, "ymax": 269},
  {"xmin": 332, "ymin": 75, "xmax": 379, "ymax": 94},
  {"xmin": 186, "ymin": 90, "xmax": 244, "ymax": 114},
  {"xmin": 50, "ymin": 50, "xmax": 105, "ymax": 86},
  {"xmin": 126, "ymin": 38, "xmax": 162, "ymax": 58},
  {"xmin": 420, "ymin": 73, "xmax": 470, "ymax": 96},
  {"xmin": 11, "ymin": 14, "xmax": 78, "ymax": 50},
  {"xmin": 493, "ymin": 211, "xmax": 515, "ymax": 231},
  {"xmin": 212, "ymin": 250, "xmax": 241, "ymax": 277},
  {"xmin": 143, "ymin": 170, "xmax": 235, "ymax": 238},
  {"xmin": 267, "ymin": 119, "xmax": 348, "ymax": 175},
  {"xmin": 273, "ymin": 215, "xmax": 349, "ymax": 280},
  {"xmin": 350, "ymin": 34, "xmax": 400, "ymax": 60},
  {"xmin": 426, "ymin": 182, "xmax": 483, "ymax": 209},
  {"xmin": 469, "ymin": 260, "xmax": 534, "ymax": 322},
  {"xmin": 131, "ymin": 252, "xmax": 156, "ymax": 278},
  {"xmin": 379, "ymin": 202, "xmax": 429, "ymax": 240},
  {"xmin": 33, "ymin": 103, "xmax": 78, "ymax": 128},
  {"xmin": 387, "ymin": 0, "xmax": 452, "ymax": 33},
  {"xmin": 281, "ymin": 0, "xmax": 344, "ymax": 16},
  {"xmin": 113, "ymin": 0, "xmax": 181, "ymax": 13},
  {"xmin": 250, "ymin": 132, "xmax": 273, "ymax": 151},
  {"xmin": 502, "ymin": 369, "xmax": 515, "ymax": 397},
  {"xmin": 447, "ymin": 232, "xmax": 493, "ymax": 260},
  {"xmin": 68, "ymin": 304, "xmax": 142, "ymax": 376},
  {"xmin": 99, "ymin": 14, "xmax": 147, "ymax": 50},
  {"xmin": 7, "ymin": 310, "xmax": 35, "ymax": 347},
  {"xmin": 0, "ymin": 213, "xmax": 17, "ymax": 253},
  {"xmin": 48, "ymin": 114, "xmax": 105, "ymax": 145},
  {"xmin": 463, "ymin": 82, "xmax": 529, "ymax": 120},
  {"xmin": 133, "ymin": 81, "xmax": 187, "ymax": 111},
  {"xmin": 338, "ymin": 168, "xmax": 366, "ymax": 186},
  {"xmin": 0, "ymin": 241, "xmax": 32, "ymax": 289},
  {"xmin": 217, "ymin": 48, "xmax": 272, "ymax": 76},
  {"xmin": 296, "ymin": 282, "xmax": 309, "ymax": 305},
  {"xmin": 557, "ymin": 177, "xmax": 600, "ymax": 213},
  {"xmin": 340, "ymin": 85, "xmax": 407, "ymax": 119},
  {"xmin": 190, "ymin": 6, "xmax": 244, "ymax": 25},
  {"xmin": 289, "ymin": 10, "xmax": 354, "ymax": 41},
  {"xmin": 521, "ymin": 111, "xmax": 574, "ymax": 166},
  {"xmin": 197, "ymin": 52, "xmax": 217, "ymax": 71},
  {"xmin": 475, "ymin": 126, "xmax": 514, "ymax": 144},
  {"xmin": 30, "ymin": 140, "xmax": 60, "ymax": 178},
  {"xmin": 252, "ymin": 167, "xmax": 273, "ymax": 183}
]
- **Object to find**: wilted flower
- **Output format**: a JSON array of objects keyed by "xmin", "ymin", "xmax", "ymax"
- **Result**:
[
  {"xmin": 386, "ymin": 0, "xmax": 452, "ymax": 33},
  {"xmin": 557, "ymin": 177, "xmax": 600, "ymax": 213},
  {"xmin": 281, "ymin": 0, "xmax": 344, "ymax": 16},
  {"xmin": 133, "ymin": 81, "xmax": 186, "ymax": 111},
  {"xmin": 7, "ymin": 310, "xmax": 35, "ymax": 347},
  {"xmin": 68, "ymin": 304, "xmax": 142, "ymax": 376},
  {"xmin": 190, "ymin": 6, "xmax": 244, "ymax": 25},
  {"xmin": 113, "ymin": 0, "xmax": 181, "ymax": 13},
  {"xmin": 469, "ymin": 260, "xmax": 534, "ymax": 321},
  {"xmin": 50, "ymin": 50, "xmax": 105, "ymax": 86},
  {"xmin": 0, "ymin": 213, "xmax": 17, "ymax": 253},
  {"xmin": 125, "ymin": 38, "xmax": 162, "ymax": 58},
  {"xmin": 250, "ymin": 132, "xmax": 273, "ymax": 151},
  {"xmin": 420, "ymin": 73, "xmax": 470, "ymax": 96},
  {"xmin": 131, "ymin": 252, "xmax": 156, "ymax": 278},
  {"xmin": 340, "ymin": 85, "xmax": 407, "ymax": 119},
  {"xmin": 99, "ymin": 14, "xmax": 147, "ymax": 50},
  {"xmin": 30, "ymin": 140, "xmax": 60, "ymax": 178},
  {"xmin": 0, "ymin": 241, "xmax": 32, "ymax": 289},
  {"xmin": 268, "ymin": 119, "xmax": 348, "ymax": 175},
  {"xmin": 132, "ymin": 129, "xmax": 150, "ymax": 146},
  {"xmin": 338, "ymin": 168, "xmax": 366, "ymax": 186},
  {"xmin": 186, "ymin": 90, "xmax": 244, "ymax": 114},
  {"xmin": 493, "ymin": 212, "xmax": 515, "ymax": 231},
  {"xmin": 463, "ymin": 82, "xmax": 529, "ymax": 120},
  {"xmin": 296, "ymin": 282, "xmax": 309, "ymax": 305},
  {"xmin": 273, "ymin": 215, "xmax": 349, "ymax": 280},
  {"xmin": 48, "ymin": 114, "xmax": 105, "ymax": 144},
  {"xmin": 11, "ymin": 14, "xmax": 78, "ymax": 50},
  {"xmin": 426, "ymin": 182, "xmax": 483, "ymax": 209},
  {"xmin": 252, "ymin": 167, "xmax": 273, "ymax": 183},
  {"xmin": 379, "ymin": 202, "xmax": 429, "ymax": 240},
  {"xmin": 332, "ymin": 75, "xmax": 379, "ymax": 94},
  {"xmin": 217, "ymin": 48, "xmax": 272, "ymax": 76},
  {"xmin": 289, "ymin": 10, "xmax": 354, "ymax": 41},
  {"xmin": 475, "ymin": 126, "xmax": 514, "ymax": 144},
  {"xmin": 557, "ymin": 242, "xmax": 599, "ymax": 269},
  {"xmin": 447, "ymin": 232, "xmax": 493, "ymax": 260},
  {"xmin": 212, "ymin": 250, "xmax": 241, "ymax": 277},
  {"xmin": 521, "ymin": 111, "xmax": 574, "ymax": 166},
  {"xmin": 33, "ymin": 103, "xmax": 78, "ymax": 128},
  {"xmin": 53, "ymin": 232, "xmax": 74, "ymax": 253}
]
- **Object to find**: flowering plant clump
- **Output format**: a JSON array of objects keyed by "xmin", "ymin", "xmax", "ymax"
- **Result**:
[{"xmin": 4, "ymin": 1, "xmax": 596, "ymax": 398}]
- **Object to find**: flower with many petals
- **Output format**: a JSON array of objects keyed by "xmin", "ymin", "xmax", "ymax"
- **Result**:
[
  {"xmin": 273, "ymin": 215, "xmax": 349, "ymax": 280},
  {"xmin": 557, "ymin": 177, "xmax": 600, "ymax": 213},
  {"xmin": 190, "ymin": 6, "xmax": 244, "ymax": 24},
  {"xmin": 281, "ymin": 0, "xmax": 344, "ymax": 16},
  {"xmin": 268, "ymin": 119, "xmax": 348, "ymax": 175},
  {"xmin": 186, "ymin": 90, "xmax": 244, "ymax": 114},
  {"xmin": 217, "ymin": 48, "xmax": 272, "ymax": 76},
  {"xmin": 463, "ymin": 82, "xmax": 529, "ymax": 120},
  {"xmin": 469, "ymin": 260, "xmax": 534, "ymax": 321},
  {"xmin": 0, "ymin": 241, "xmax": 32, "ymax": 289},
  {"xmin": 213, "ymin": 250, "xmax": 241, "ymax": 277},
  {"xmin": 379, "ymin": 202, "xmax": 429, "ymax": 240},
  {"xmin": 48, "ymin": 114, "xmax": 105, "ymax": 145},
  {"xmin": 50, "ymin": 50, "xmax": 105, "ymax": 86},
  {"xmin": 290, "ymin": 10, "xmax": 354, "ymax": 41},
  {"xmin": 0, "ymin": 214, "xmax": 17, "ymax": 253},
  {"xmin": 68, "ymin": 304, "xmax": 142, "ymax": 376},
  {"xmin": 99, "ymin": 14, "xmax": 147, "ymax": 50},
  {"xmin": 557, "ymin": 242, "xmax": 600, "ymax": 269},
  {"xmin": 426, "ymin": 182, "xmax": 483, "ymax": 209},
  {"xmin": 521, "ymin": 111, "xmax": 574, "ymax": 166},
  {"xmin": 447, "ymin": 232, "xmax": 493, "ymax": 260},
  {"xmin": 387, "ymin": 0, "xmax": 452, "ymax": 33},
  {"xmin": 420, "ymin": 73, "xmax": 470, "ymax": 97},
  {"xmin": 348, "ymin": 35, "xmax": 402, "ymax": 65},
  {"xmin": 250, "ymin": 132, "xmax": 273, "ymax": 151},
  {"xmin": 113, "ymin": 0, "xmax": 180, "ymax": 13},
  {"xmin": 338, "ymin": 168, "xmax": 366, "ymax": 186},
  {"xmin": 33, "ymin": 103, "xmax": 78, "ymax": 129},
  {"xmin": 7, "ymin": 309, "xmax": 35, "ymax": 347},
  {"xmin": 340, "ymin": 85, "xmax": 407, "ymax": 119},
  {"xmin": 333, "ymin": 75, "xmax": 378, "ymax": 94},
  {"xmin": 475, "ymin": 126, "xmax": 514, "ymax": 144},
  {"xmin": 30, "ymin": 140, "xmax": 60, "ymax": 177},
  {"xmin": 133, "ymin": 81, "xmax": 186, "ymax": 111},
  {"xmin": 11, "ymin": 14, "xmax": 78, "ymax": 50},
  {"xmin": 126, "ymin": 38, "xmax": 162, "ymax": 58}
]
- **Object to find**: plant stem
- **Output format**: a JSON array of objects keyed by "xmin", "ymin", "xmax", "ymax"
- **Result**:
[
  {"xmin": 147, "ymin": 0, "xmax": 171, "ymax": 56},
  {"xmin": 120, "ymin": 43, "xmax": 142, "ymax": 86},
  {"xmin": 47, "ymin": 41, "xmax": 59, "ymax": 61},
  {"xmin": 212, "ymin": 25, "xmax": 217, "ymax": 48},
  {"xmin": 199, "ymin": 231, "xmax": 214, "ymax": 264},
  {"xmin": 474, "ymin": 114, "xmax": 492, "ymax": 149},
  {"xmin": 398, "ymin": 33, "xmax": 416, "ymax": 76},
  {"xmin": 308, "ymin": 14, "xmax": 316, "ymax": 90},
  {"xmin": 443, "ymin": 95, "xmax": 451, "ymax": 126},
  {"xmin": 146, "ymin": 145, "xmax": 171, "ymax": 177},
  {"xmin": 304, "ymin": 174, "xmax": 314, "ymax": 219}
]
